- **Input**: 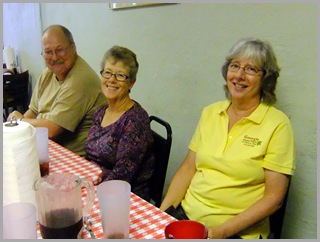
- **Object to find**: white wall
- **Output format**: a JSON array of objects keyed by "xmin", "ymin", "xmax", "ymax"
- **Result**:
[
  {"xmin": 3, "ymin": 2, "xmax": 317, "ymax": 238},
  {"xmin": 2, "ymin": 3, "xmax": 44, "ymax": 81}
]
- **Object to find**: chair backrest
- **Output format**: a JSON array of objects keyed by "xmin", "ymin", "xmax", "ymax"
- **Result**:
[
  {"xmin": 149, "ymin": 115, "xmax": 172, "ymax": 208},
  {"xmin": 268, "ymin": 180, "xmax": 291, "ymax": 239},
  {"xmin": 3, "ymin": 70, "xmax": 30, "ymax": 119}
]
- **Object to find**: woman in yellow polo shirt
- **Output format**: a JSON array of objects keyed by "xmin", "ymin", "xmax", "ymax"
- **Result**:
[{"xmin": 160, "ymin": 38, "xmax": 295, "ymax": 239}]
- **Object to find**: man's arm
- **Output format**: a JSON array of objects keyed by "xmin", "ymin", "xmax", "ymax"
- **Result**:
[{"xmin": 7, "ymin": 109, "xmax": 65, "ymax": 138}]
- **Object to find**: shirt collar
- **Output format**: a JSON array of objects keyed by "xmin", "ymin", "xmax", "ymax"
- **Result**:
[{"xmin": 218, "ymin": 100, "xmax": 270, "ymax": 124}]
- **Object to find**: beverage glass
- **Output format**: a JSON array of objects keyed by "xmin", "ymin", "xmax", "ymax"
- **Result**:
[
  {"xmin": 164, "ymin": 220, "xmax": 208, "ymax": 239},
  {"xmin": 35, "ymin": 127, "xmax": 49, "ymax": 176},
  {"xmin": 3, "ymin": 202, "xmax": 37, "ymax": 239},
  {"xmin": 33, "ymin": 173, "xmax": 95, "ymax": 239},
  {"xmin": 97, "ymin": 180, "xmax": 131, "ymax": 239}
]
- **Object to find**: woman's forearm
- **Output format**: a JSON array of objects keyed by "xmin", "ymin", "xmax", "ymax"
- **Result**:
[
  {"xmin": 207, "ymin": 170, "xmax": 290, "ymax": 239},
  {"xmin": 160, "ymin": 150, "xmax": 196, "ymax": 211}
]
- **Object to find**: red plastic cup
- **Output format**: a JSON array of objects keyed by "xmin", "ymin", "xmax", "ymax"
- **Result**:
[{"xmin": 164, "ymin": 220, "xmax": 207, "ymax": 239}]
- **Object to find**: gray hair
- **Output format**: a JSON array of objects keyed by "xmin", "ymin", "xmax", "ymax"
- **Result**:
[
  {"xmin": 100, "ymin": 45, "xmax": 139, "ymax": 80},
  {"xmin": 221, "ymin": 38, "xmax": 280, "ymax": 105},
  {"xmin": 43, "ymin": 25, "xmax": 75, "ymax": 45}
]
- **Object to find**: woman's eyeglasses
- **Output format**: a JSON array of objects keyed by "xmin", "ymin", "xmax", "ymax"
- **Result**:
[
  {"xmin": 228, "ymin": 63, "xmax": 263, "ymax": 76},
  {"xmin": 100, "ymin": 71, "xmax": 129, "ymax": 82}
]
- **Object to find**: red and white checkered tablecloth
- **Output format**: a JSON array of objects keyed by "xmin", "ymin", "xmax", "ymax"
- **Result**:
[
  {"xmin": 37, "ymin": 140, "xmax": 177, "ymax": 239},
  {"xmin": 82, "ymin": 188, "xmax": 177, "ymax": 239},
  {"xmin": 48, "ymin": 139, "xmax": 102, "ymax": 185},
  {"xmin": 37, "ymin": 188, "xmax": 177, "ymax": 239}
]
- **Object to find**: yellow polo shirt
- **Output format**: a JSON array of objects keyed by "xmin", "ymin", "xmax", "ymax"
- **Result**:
[{"xmin": 181, "ymin": 100, "xmax": 295, "ymax": 239}]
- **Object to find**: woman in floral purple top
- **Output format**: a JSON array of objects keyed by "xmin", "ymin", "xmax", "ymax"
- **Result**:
[{"xmin": 85, "ymin": 46, "xmax": 154, "ymax": 201}]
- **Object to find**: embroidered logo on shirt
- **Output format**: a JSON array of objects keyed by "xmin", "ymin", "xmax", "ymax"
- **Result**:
[{"xmin": 242, "ymin": 135, "xmax": 262, "ymax": 147}]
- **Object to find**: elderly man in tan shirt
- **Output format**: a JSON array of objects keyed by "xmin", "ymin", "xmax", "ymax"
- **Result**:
[{"xmin": 8, "ymin": 25, "xmax": 105, "ymax": 156}]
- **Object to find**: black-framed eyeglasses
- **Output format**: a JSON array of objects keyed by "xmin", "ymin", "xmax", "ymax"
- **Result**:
[
  {"xmin": 228, "ymin": 63, "xmax": 263, "ymax": 76},
  {"xmin": 41, "ymin": 45, "xmax": 71, "ymax": 58},
  {"xmin": 100, "ymin": 70, "xmax": 129, "ymax": 82}
]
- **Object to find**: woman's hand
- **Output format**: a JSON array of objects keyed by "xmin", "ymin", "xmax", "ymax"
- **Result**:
[{"xmin": 207, "ymin": 225, "xmax": 226, "ymax": 239}]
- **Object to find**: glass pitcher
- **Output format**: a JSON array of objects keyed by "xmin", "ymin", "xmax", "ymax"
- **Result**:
[{"xmin": 33, "ymin": 173, "xmax": 94, "ymax": 239}]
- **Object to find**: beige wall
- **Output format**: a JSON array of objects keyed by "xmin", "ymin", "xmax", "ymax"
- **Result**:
[{"xmin": 3, "ymin": 2, "xmax": 317, "ymax": 238}]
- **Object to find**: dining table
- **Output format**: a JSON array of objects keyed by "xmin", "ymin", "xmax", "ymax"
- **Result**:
[
  {"xmin": 36, "ymin": 139, "xmax": 177, "ymax": 239},
  {"xmin": 47, "ymin": 139, "xmax": 103, "ymax": 185}
]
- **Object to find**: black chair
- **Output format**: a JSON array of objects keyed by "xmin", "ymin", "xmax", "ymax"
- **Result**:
[
  {"xmin": 3, "ymin": 70, "xmax": 30, "ymax": 120},
  {"xmin": 149, "ymin": 115, "xmax": 172, "ymax": 208},
  {"xmin": 268, "ymin": 180, "xmax": 291, "ymax": 239}
]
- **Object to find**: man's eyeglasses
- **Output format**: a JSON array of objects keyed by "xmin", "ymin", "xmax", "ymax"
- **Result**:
[
  {"xmin": 41, "ymin": 46, "xmax": 71, "ymax": 58},
  {"xmin": 228, "ymin": 63, "xmax": 263, "ymax": 76},
  {"xmin": 100, "ymin": 71, "xmax": 129, "ymax": 82}
]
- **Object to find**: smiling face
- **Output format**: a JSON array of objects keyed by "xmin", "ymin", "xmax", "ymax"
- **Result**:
[
  {"xmin": 41, "ymin": 27, "xmax": 77, "ymax": 81},
  {"xmin": 101, "ymin": 59, "xmax": 135, "ymax": 102},
  {"xmin": 226, "ymin": 59, "xmax": 263, "ymax": 105}
]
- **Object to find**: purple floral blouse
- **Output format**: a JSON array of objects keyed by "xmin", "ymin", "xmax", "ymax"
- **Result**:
[{"xmin": 85, "ymin": 101, "xmax": 155, "ymax": 201}]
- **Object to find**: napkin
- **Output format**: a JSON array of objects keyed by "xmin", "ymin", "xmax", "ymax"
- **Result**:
[
  {"xmin": 3, "ymin": 46, "xmax": 16, "ymax": 70},
  {"xmin": 3, "ymin": 121, "xmax": 41, "ymax": 207}
]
